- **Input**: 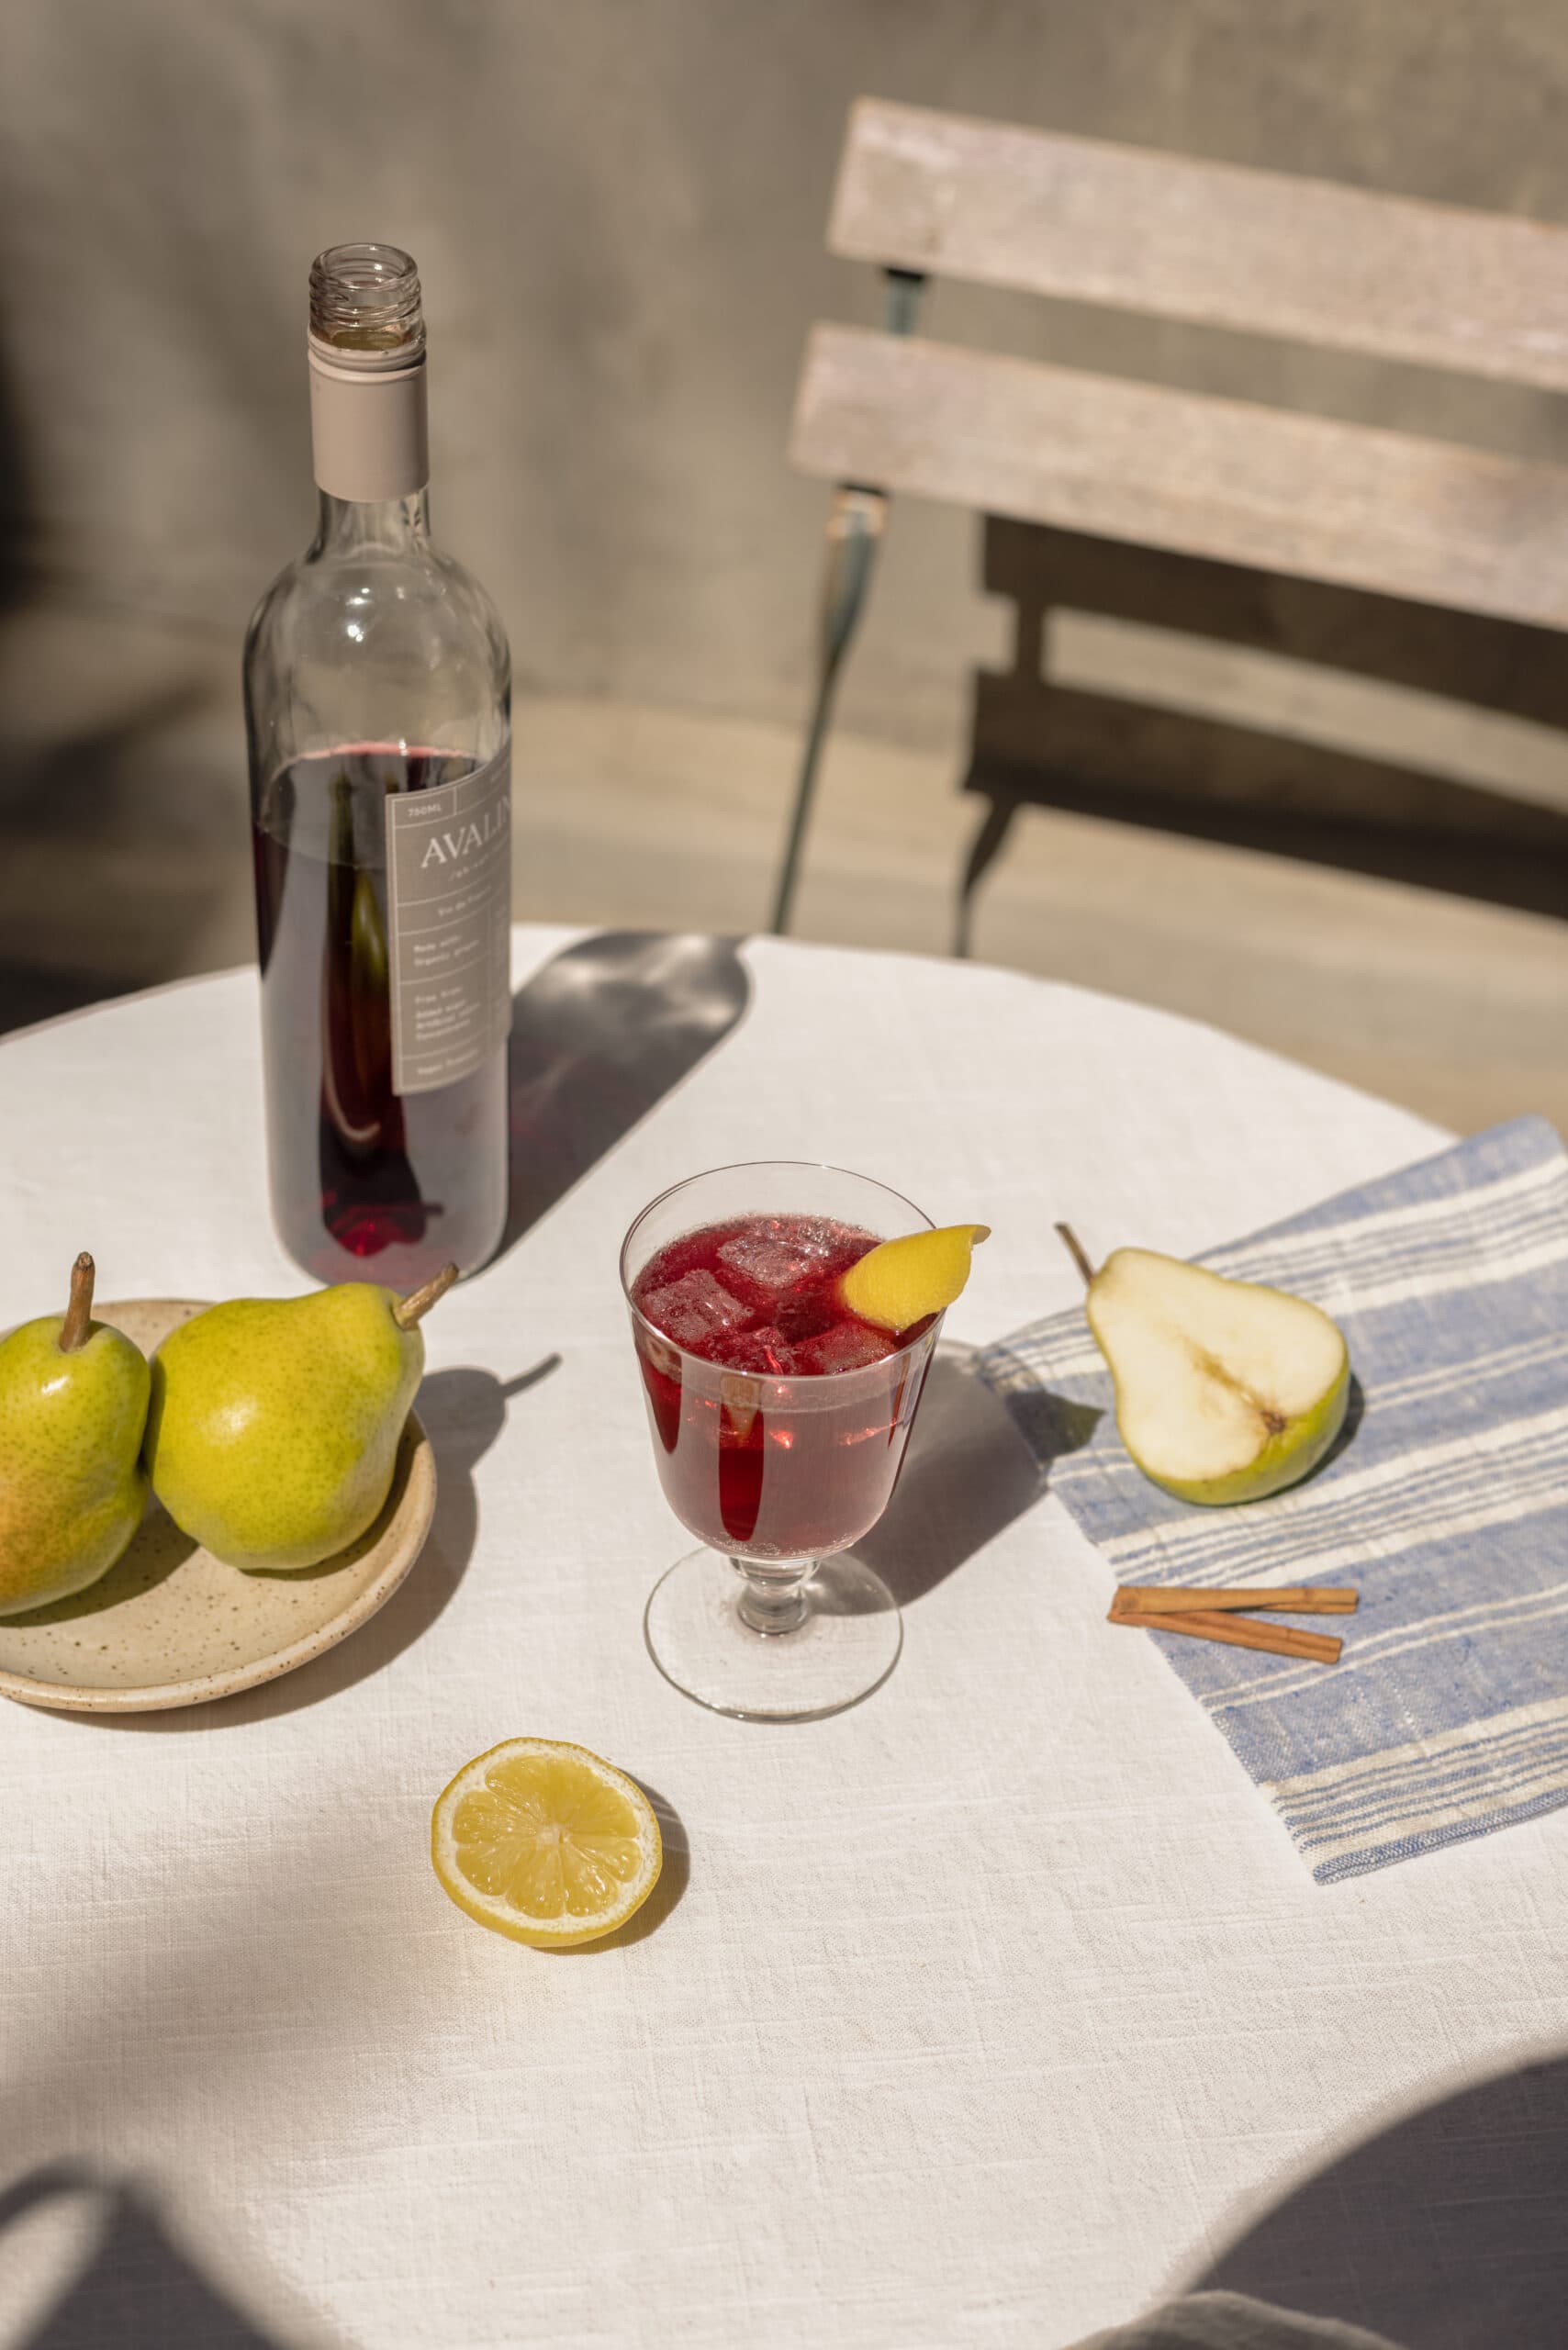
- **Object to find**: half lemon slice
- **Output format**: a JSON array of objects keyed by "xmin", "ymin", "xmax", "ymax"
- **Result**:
[
  {"xmin": 838, "ymin": 1223, "xmax": 991, "ymax": 1334},
  {"xmin": 431, "ymin": 1739, "xmax": 664, "ymax": 1947}
]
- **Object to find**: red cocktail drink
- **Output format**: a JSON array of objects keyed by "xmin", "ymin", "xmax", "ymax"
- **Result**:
[
  {"xmin": 630, "ymin": 1213, "xmax": 929, "ymax": 1560},
  {"xmin": 622, "ymin": 1163, "xmax": 942, "ymax": 1721}
]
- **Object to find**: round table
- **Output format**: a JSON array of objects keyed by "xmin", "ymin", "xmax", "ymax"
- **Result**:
[{"xmin": 0, "ymin": 927, "xmax": 1560, "ymax": 2348}]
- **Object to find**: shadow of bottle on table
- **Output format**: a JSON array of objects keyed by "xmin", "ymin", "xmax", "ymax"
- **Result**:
[
  {"xmin": 854, "ymin": 1346, "xmax": 1091, "ymax": 1606},
  {"xmin": 0, "ymin": 2165, "xmax": 334, "ymax": 2350},
  {"xmin": 498, "ymin": 931, "xmax": 750, "ymax": 1257},
  {"xmin": 1190, "ymin": 2051, "xmax": 1568, "ymax": 2349}
]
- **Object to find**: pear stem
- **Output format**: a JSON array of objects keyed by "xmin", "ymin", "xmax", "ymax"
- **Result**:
[
  {"xmin": 392, "ymin": 1261, "xmax": 459, "ymax": 1330},
  {"xmin": 1055, "ymin": 1222, "xmax": 1096, "ymax": 1287},
  {"xmin": 59, "ymin": 1252, "xmax": 95, "ymax": 1351}
]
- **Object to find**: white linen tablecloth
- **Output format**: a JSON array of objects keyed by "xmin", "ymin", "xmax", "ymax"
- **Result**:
[{"xmin": 0, "ymin": 927, "xmax": 1562, "ymax": 2349}]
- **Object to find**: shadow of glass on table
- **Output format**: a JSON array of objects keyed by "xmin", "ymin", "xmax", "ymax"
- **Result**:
[
  {"xmin": 500, "ymin": 929, "xmax": 751, "ymax": 1258},
  {"xmin": 852, "ymin": 1344, "xmax": 1090, "ymax": 1606},
  {"xmin": 0, "ymin": 2165, "xmax": 333, "ymax": 2350},
  {"xmin": 1190, "ymin": 2051, "xmax": 1568, "ymax": 2348}
]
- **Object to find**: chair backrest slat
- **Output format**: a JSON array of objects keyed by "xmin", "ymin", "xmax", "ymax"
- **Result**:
[
  {"xmin": 792, "ymin": 325, "xmax": 1568, "ymax": 631},
  {"xmin": 831, "ymin": 98, "xmax": 1568, "ymax": 394}
]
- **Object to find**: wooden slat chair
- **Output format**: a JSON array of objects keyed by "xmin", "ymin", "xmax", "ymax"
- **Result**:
[{"xmin": 777, "ymin": 97, "xmax": 1568, "ymax": 942}]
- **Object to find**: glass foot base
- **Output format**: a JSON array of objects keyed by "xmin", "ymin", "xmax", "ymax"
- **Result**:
[{"xmin": 644, "ymin": 1548, "xmax": 902, "ymax": 1721}]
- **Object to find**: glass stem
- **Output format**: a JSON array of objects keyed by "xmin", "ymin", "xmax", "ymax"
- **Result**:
[{"xmin": 734, "ymin": 1560, "xmax": 812, "ymax": 1636}]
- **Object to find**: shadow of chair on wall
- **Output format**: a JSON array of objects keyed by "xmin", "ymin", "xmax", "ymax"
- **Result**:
[{"xmin": 953, "ymin": 519, "xmax": 1568, "ymax": 957}]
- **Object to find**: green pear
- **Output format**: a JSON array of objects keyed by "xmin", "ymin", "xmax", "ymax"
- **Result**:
[
  {"xmin": 143, "ymin": 1263, "xmax": 456, "ymax": 1572},
  {"xmin": 0, "ymin": 1253, "xmax": 151, "ymax": 1615},
  {"xmin": 1059, "ymin": 1227, "xmax": 1350, "ymax": 1506}
]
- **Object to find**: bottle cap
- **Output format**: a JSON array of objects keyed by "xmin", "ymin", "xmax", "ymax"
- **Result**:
[{"xmin": 307, "ymin": 243, "xmax": 429, "ymax": 499}]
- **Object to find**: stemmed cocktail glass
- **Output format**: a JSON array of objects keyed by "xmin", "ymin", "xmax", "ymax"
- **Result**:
[{"xmin": 621, "ymin": 1162, "xmax": 942, "ymax": 1720}]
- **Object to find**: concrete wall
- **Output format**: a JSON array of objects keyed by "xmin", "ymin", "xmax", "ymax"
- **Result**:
[{"xmin": 6, "ymin": 0, "xmax": 1568, "ymax": 754}]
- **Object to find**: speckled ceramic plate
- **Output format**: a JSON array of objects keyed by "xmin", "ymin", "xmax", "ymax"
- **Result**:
[{"xmin": 0, "ymin": 1299, "xmax": 437, "ymax": 1714}]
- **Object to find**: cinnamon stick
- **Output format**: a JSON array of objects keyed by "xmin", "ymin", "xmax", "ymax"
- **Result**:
[
  {"xmin": 1111, "ymin": 1585, "xmax": 1358, "ymax": 1618},
  {"xmin": 1112, "ymin": 1606, "xmax": 1342, "ymax": 1665}
]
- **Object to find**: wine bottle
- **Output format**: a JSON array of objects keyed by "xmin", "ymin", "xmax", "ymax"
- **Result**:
[{"xmin": 245, "ymin": 243, "xmax": 511, "ymax": 1287}]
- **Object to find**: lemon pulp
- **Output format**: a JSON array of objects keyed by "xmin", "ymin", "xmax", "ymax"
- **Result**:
[{"xmin": 431, "ymin": 1739, "xmax": 663, "ymax": 1947}]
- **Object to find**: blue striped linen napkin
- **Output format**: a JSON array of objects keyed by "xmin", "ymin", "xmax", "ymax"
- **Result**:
[{"xmin": 973, "ymin": 1115, "xmax": 1568, "ymax": 1885}]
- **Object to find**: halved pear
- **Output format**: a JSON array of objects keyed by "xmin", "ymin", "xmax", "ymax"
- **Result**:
[{"xmin": 1085, "ymin": 1248, "xmax": 1350, "ymax": 1506}]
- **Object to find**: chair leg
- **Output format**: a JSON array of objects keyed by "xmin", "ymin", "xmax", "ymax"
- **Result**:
[
  {"xmin": 772, "ymin": 269, "xmax": 924, "ymax": 938},
  {"xmin": 954, "ymin": 793, "xmax": 1019, "ymax": 959},
  {"xmin": 769, "ymin": 484, "xmax": 887, "ymax": 935}
]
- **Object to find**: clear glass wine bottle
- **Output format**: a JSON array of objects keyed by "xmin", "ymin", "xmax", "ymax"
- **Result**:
[{"xmin": 244, "ymin": 243, "xmax": 512, "ymax": 1288}]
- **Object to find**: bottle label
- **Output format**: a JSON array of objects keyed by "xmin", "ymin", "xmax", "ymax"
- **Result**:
[{"xmin": 385, "ymin": 746, "xmax": 512, "ymax": 1095}]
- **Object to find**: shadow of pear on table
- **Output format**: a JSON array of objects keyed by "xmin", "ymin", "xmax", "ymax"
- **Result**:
[
  {"xmin": 46, "ymin": 1354, "xmax": 561, "ymax": 1730},
  {"xmin": 218, "ymin": 1354, "xmax": 565, "ymax": 1722}
]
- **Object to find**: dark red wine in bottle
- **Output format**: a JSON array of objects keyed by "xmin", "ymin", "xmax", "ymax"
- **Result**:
[{"xmin": 243, "ymin": 245, "xmax": 511, "ymax": 1287}]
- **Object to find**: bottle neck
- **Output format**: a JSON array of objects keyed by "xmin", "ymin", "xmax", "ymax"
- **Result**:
[{"xmin": 312, "ymin": 489, "xmax": 432, "ymax": 554}]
